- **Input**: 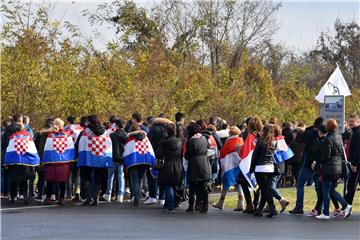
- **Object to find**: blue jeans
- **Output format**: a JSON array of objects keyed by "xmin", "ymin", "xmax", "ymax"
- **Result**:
[
  {"xmin": 295, "ymin": 167, "xmax": 313, "ymax": 209},
  {"xmin": 270, "ymin": 174, "xmax": 282, "ymax": 201},
  {"xmin": 106, "ymin": 162, "xmax": 125, "ymax": 196},
  {"xmin": 164, "ymin": 185, "xmax": 175, "ymax": 211},
  {"xmin": 128, "ymin": 166, "xmax": 147, "ymax": 203},
  {"xmin": 322, "ymin": 179, "xmax": 348, "ymax": 216}
]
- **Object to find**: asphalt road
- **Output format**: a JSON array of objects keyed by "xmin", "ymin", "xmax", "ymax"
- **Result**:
[{"xmin": 1, "ymin": 201, "xmax": 359, "ymax": 240}]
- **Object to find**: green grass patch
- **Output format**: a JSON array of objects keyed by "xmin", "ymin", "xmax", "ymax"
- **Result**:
[{"xmin": 213, "ymin": 185, "xmax": 359, "ymax": 213}]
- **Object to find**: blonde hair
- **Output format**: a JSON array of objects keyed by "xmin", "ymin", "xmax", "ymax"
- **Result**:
[{"xmin": 52, "ymin": 118, "xmax": 64, "ymax": 132}]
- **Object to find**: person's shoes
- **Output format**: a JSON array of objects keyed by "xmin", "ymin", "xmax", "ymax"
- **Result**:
[
  {"xmin": 212, "ymin": 199, "xmax": 225, "ymax": 210},
  {"xmin": 144, "ymin": 197, "xmax": 157, "ymax": 205},
  {"xmin": 159, "ymin": 199, "xmax": 165, "ymax": 206},
  {"xmin": 253, "ymin": 211, "xmax": 263, "ymax": 217},
  {"xmin": 82, "ymin": 198, "xmax": 92, "ymax": 205},
  {"xmin": 103, "ymin": 194, "xmax": 111, "ymax": 202},
  {"xmin": 167, "ymin": 209, "xmax": 175, "ymax": 213},
  {"xmin": 116, "ymin": 195, "xmax": 123, "ymax": 203},
  {"xmin": 50, "ymin": 194, "xmax": 56, "ymax": 201},
  {"xmin": 333, "ymin": 208, "xmax": 343, "ymax": 218},
  {"xmin": 92, "ymin": 199, "xmax": 99, "ymax": 206},
  {"xmin": 233, "ymin": 198, "xmax": 244, "ymax": 211},
  {"xmin": 243, "ymin": 204, "xmax": 254, "ymax": 214},
  {"xmin": 98, "ymin": 196, "xmax": 107, "ymax": 202},
  {"xmin": 195, "ymin": 201, "xmax": 202, "ymax": 211},
  {"xmin": 200, "ymin": 203, "xmax": 208, "ymax": 214},
  {"xmin": 310, "ymin": 209, "xmax": 319, "ymax": 217},
  {"xmin": 10, "ymin": 198, "xmax": 15, "ymax": 204},
  {"xmin": 266, "ymin": 205, "xmax": 278, "ymax": 218},
  {"xmin": 316, "ymin": 214, "xmax": 330, "ymax": 220},
  {"xmin": 43, "ymin": 198, "xmax": 52, "ymax": 205},
  {"xmin": 289, "ymin": 208, "xmax": 304, "ymax": 215},
  {"xmin": 343, "ymin": 205, "xmax": 352, "ymax": 219},
  {"xmin": 279, "ymin": 199, "xmax": 290, "ymax": 213},
  {"xmin": 133, "ymin": 200, "xmax": 140, "ymax": 207},
  {"xmin": 58, "ymin": 198, "xmax": 65, "ymax": 206},
  {"xmin": 74, "ymin": 193, "xmax": 80, "ymax": 201},
  {"xmin": 186, "ymin": 204, "xmax": 194, "ymax": 213},
  {"xmin": 263, "ymin": 205, "xmax": 270, "ymax": 213}
]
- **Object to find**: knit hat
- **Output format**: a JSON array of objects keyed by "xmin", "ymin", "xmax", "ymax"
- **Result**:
[{"xmin": 229, "ymin": 126, "xmax": 241, "ymax": 136}]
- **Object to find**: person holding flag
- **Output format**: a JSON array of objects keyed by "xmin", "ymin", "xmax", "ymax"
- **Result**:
[
  {"xmin": 250, "ymin": 124, "xmax": 278, "ymax": 218},
  {"xmin": 238, "ymin": 117, "xmax": 262, "ymax": 213},
  {"xmin": 3, "ymin": 114, "xmax": 40, "ymax": 204},
  {"xmin": 77, "ymin": 115, "xmax": 113, "ymax": 206},
  {"xmin": 270, "ymin": 124, "xmax": 293, "ymax": 213},
  {"xmin": 212, "ymin": 126, "xmax": 245, "ymax": 211},
  {"xmin": 123, "ymin": 124, "xmax": 156, "ymax": 207},
  {"xmin": 42, "ymin": 118, "xmax": 75, "ymax": 206}
]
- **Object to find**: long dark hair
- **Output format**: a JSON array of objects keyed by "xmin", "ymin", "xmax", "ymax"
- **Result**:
[{"xmin": 261, "ymin": 124, "xmax": 275, "ymax": 148}]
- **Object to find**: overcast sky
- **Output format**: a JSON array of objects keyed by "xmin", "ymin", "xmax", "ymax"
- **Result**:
[{"xmin": 3, "ymin": 1, "xmax": 360, "ymax": 53}]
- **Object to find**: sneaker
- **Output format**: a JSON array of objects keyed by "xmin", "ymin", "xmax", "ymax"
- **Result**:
[
  {"xmin": 167, "ymin": 209, "xmax": 175, "ymax": 213},
  {"xmin": 343, "ymin": 205, "xmax": 352, "ymax": 219},
  {"xmin": 333, "ymin": 208, "xmax": 343, "ymax": 218},
  {"xmin": 58, "ymin": 199, "xmax": 65, "ymax": 206},
  {"xmin": 316, "ymin": 214, "xmax": 330, "ymax": 220},
  {"xmin": 144, "ymin": 197, "xmax": 157, "ymax": 205},
  {"xmin": 116, "ymin": 195, "xmax": 123, "ymax": 203},
  {"xmin": 159, "ymin": 199, "xmax": 165, "ymax": 206},
  {"xmin": 103, "ymin": 194, "xmax": 111, "ymax": 202},
  {"xmin": 289, "ymin": 208, "xmax": 304, "ymax": 215},
  {"xmin": 50, "ymin": 194, "xmax": 56, "ymax": 201},
  {"xmin": 125, "ymin": 187, "xmax": 130, "ymax": 195},
  {"xmin": 43, "ymin": 198, "xmax": 52, "ymax": 205},
  {"xmin": 310, "ymin": 209, "xmax": 319, "ymax": 217}
]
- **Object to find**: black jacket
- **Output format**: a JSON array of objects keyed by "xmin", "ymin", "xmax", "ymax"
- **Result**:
[
  {"xmin": 250, "ymin": 139, "xmax": 276, "ymax": 173},
  {"xmin": 282, "ymin": 127, "xmax": 294, "ymax": 145},
  {"xmin": 148, "ymin": 123, "xmax": 168, "ymax": 158},
  {"xmin": 314, "ymin": 136, "xmax": 326, "ymax": 176},
  {"xmin": 348, "ymin": 126, "xmax": 360, "ymax": 167},
  {"xmin": 185, "ymin": 134, "xmax": 211, "ymax": 182},
  {"xmin": 300, "ymin": 126, "xmax": 319, "ymax": 169},
  {"xmin": 110, "ymin": 129, "xmax": 127, "ymax": 163},
  {"xmin": 157, "ymin": 136, "xmax": 183, "ymax": 187},
  {"xmin": 319, "ymin": 131, "xmax": 343, "ymax": 180}
]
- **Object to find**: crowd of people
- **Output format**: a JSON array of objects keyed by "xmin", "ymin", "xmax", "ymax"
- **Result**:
[{"xmin": 1, "ymin": 112, "xmax": 359, "ymax": 220}]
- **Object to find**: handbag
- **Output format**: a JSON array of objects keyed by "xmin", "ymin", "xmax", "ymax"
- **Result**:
[{"xmin": 154, "ymin": 158, "xmax": 165, "ymax": 170}]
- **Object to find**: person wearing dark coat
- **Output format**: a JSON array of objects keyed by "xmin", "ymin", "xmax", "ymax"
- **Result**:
[
  {"xmin": 288, "ymin": 128, "xmax": 304, "ymax": 182},
  {"xmin": 146, "ymin": 118, "xmax": 172, "ymax": 205},
  {"xmin": 290, "ymin": 117, "xmax": 324, "ymax": 214},
  {"xmin": 311, "ymin": 125, "xmax": 340, "ymax": 217},
  {"xmin": 250, "ymin": 125, "xmax": 278, "ymax": 218},
  {"xmin": 345, "ymin": 115, "xmax": 360, "ymax": 206},
  {"xmin": 316, "ymin": 119, "xmax": 352, "ymax": 220},
  {"xmin": 185, "ymin": 123, "xmax": 211, "ymax": 214},
  {"xmin": 157, "ymin": 123, "xmax": 183, "ymax": 212},
  {"xmin": 104, "ymin": 119, "xmax": 127, "ymax": 203}
]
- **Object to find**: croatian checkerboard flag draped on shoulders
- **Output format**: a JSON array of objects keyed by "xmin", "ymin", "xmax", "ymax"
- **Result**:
[
  {"xmin": 64, "ymin": 124, "xmax": 84, "ymax": 143},
  {"xmin": 42, "ymin": 130, "xmax": 75, "ymax": 164},
  {"xmin": 77, "ymin": 128, "xmax": 113, "ymax": 168},
  {"xmin": 4, "ymin": 130, "xmax": 40, "ymax": 166},
  {"xmin": 239, "ymin": 132, "xmax": 257, "ymax": 189},
  {"xmin": 220, "ymin": 136, "xmax": 243, "ymax": 190},
  {"xmin": 274, "ymin": 136, "xmax": 294, "ymax": 164},
  {"xmin": 123, "ymin": 135, "xmax": 155, "ymax": 169}
]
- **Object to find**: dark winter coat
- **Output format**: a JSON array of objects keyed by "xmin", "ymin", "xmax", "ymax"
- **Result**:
[
  {"xmin": 319, "ymin": 131, "xmax": 344, "ymax": 180},
  {"xmin": 157, "ymin": 136, "xmax": 183, "ymax": 187},
  {"xmin": 282, "ymin": 127, "xmax": 294, "ymax": 145},
  {"xmin": 110, "ymin": 129, "xmax": 127, "ymax": 163},
  {"xmin": 250, "ymin": 139, "xmax": 276, "ymax": 173},
  {"xmin": 289, "ymin": 129, "xmax": 304, "ymax": 164},
  {"xmin": 148, "ymin": 118, "xmax": 173, "ymax": 158},
  {"xmin": 300, "ymin": 126, "xmax": 319, "ymax": 169},
  {"xmin": 185, "ymin": 134, "xmax": 211, "ymax": 182},
  {"xmin": 348, "ymin": 126, "xmax": 360, "ymax": 167}
]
